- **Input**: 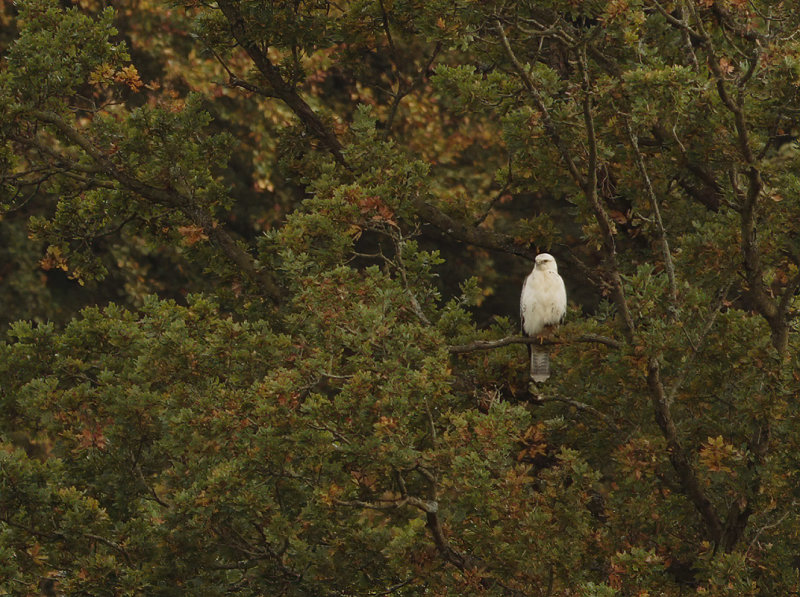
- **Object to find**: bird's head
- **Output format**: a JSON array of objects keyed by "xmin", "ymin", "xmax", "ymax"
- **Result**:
[{"xmin": 534, "ymin": 253, "xmax": 558, "ymax": 272}]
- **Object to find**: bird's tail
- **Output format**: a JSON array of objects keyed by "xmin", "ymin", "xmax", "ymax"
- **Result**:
[{"xmin": 530, "ymin": 349, "xmax": 550, "ymax": 383}]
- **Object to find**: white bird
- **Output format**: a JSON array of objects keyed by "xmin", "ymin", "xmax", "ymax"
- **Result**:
[{"xmin": 520, "ymin": 253, "xmax": 567, "ymax": 383}]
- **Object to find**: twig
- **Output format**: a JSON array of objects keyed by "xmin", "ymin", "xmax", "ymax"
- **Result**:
[
  {"xmin": 649, "ymin": 0, "xmax": 705, "ymax": 45},
  {"xmin": 531, "ymin": 393, "xmax": 620, "ymax": 432},
  {"xmin": 666, "ymin": 281, "xmax": 733, "ymax": 405},
  {"xmin": 494, "ymin": 19, "xmax": 586, "ymax": 189},
  {"xmin": 335, "ymin": 495, "xmax": 437, "ymax": 513},
  {"xmin": 744, "ymin": 505, "xmax": 794, "ymax": 559},
  {"xmin": 623, "ymin": 115, "xmax": 678, "ymax": 307},
  {"xmin": 423, "ymin": 397, "xmax": 437, "ymax": 446},
  {"xmin": 365, "ymin": 578, "xmax": 414, "ymax": 596},
  {"xmin": 394, "ymin": 238, "xmax": 431, "ymax": 325},
  {"xmin": 136, "ymin": 464, "xmax": 170, "ymax": 508},
  {"xmin": 473, "ymin": 177, "xmax": 511, "ymax": 226},
  {"xmin": 576, "ymin": 47, "xmax": 636, "ymax": 342},
  {"xmin": 308, "ymin": 421, "xmax": 351, "ymax": 446},
  {"xmin": 83, "ymin": 533, "xmax": 134, "ymax": 566},
  {"xmin": 383, "ymin": 41, "xmax": 441, "ymax": 137}
]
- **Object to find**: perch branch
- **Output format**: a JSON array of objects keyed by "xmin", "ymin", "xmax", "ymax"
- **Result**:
[{"xmin": 448, "ymin": 334, "xmax": 620, "ymax": 354}]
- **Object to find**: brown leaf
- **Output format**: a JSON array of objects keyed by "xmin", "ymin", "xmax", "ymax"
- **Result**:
[
  {"xmin": 177, "ymin": 224, "xmax": 209, "ymax": 246},
  {"xmin": 39, "ymin": 246, "xmax": 69, "ymax": 272},
  {"xmin": 719, "ymin": 57, "xmax": 735, "ymax": 75}
]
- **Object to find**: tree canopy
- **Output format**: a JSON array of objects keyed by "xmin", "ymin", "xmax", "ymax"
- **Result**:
[{"xmin": 1, "ymin": 0, "xmax": 800, "ymax": 594}]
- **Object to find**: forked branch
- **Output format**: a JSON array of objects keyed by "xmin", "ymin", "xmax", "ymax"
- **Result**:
[{"xmin": 647, "ymin": 358, "xmax": 723, "ymax": 542}]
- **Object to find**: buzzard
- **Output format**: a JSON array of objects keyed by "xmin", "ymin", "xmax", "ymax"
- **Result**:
[{"xmin": 520, "ymin": 253, "xmax": 567, "ymax": 383}]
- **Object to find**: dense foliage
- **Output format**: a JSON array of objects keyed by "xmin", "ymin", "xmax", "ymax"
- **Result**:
[{"xmin": 1, "ymin": 0, "xmax": 800, "ymax": 594}]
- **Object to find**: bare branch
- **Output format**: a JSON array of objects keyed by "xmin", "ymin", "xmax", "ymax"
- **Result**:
[
  {"xmin": 424, "ymin": 510, "xmax": 480, "ymax": 572},
  {"xmin": 365, "ymin": 578, "xmax": 415, "ymax": 596},
  {"xmin": 135, "ymin": 463, "xmax": 171, "ymax": 509},
  {"xmin": 378, "ymin": 0, "xmax": 397, "ymax": 60},
  {"xmin": 384, "ymin": 41, "xmax": 442, "ymax": 137},
  {"xmin": 227, "ymin": 75, "xmax": 276, "ymax": 98},
  {"xmin": 473, "ymin": 177, "xmax": 511, "ymax": 226},
  {"xmin": 745, "ymin": 504, "xmax": 795, "ymax": 559},
  {"xmin": 677, "ymin": 4, "xmax": 701, "ymax": 69},
  {"xmin": 308, "ymin": 421, "xmax": 351, "ymax": 446},
  {"xmin": 83, "ymin": 533, "xmax": 134, "ymax": 566}
]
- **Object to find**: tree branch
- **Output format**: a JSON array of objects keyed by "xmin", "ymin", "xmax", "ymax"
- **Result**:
[
  {"xmin": 448, "ymin": 334, "xmax": 620, "ymax": 354},
  {"xmin": 649, "ymin": 0, "xmax": 705, "ymax": 45},
  {"xmin": 494, "ymin": 20, "xmax": 586, "ymax": 189},
  {"xmin": 666, "ymin": 281, "xmax": 733, "ymax": 405},
  {"xmin": 647, "ymin": 358, "xmax": 723, "ymax": 543},
  {"xmin": 30, "ymin": 110, "xmax": 281, "ymax": 299},
  {"xmin": 215, "ymin": 0, "xmax": 348, "ymax": 168},
  {"xmin": 531, "ymin": 393, "xmax": 620, "ymax": 432},
  {"xmin": 335, "ymin": 495, "xmax": 437, "ymax": 513},
  {"xmin": 695, "ymin": 10, "xmax": 786, "ymax": 352},
  {"xmin": 624, "ymin": 116, "xmax": 678, "ymax": 307},
  {"xmin": 576, "ymin": 48, "xmax": 636, "ymax": 341},
  {"xmin": 412, "ymin": 193, "xmax": 535, "ymax": 260},
  {"xmin": 335, "ymin": 497, "xmax": 482, "ymax": 573},
  {"xmin": 383, "ymin": 40, "xmax": 442, "ymax": 137}
]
